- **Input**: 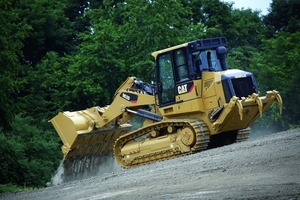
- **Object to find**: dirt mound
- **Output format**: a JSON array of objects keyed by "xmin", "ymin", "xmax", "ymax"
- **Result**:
[{"xmin": 1, "ymin": 129, "xmax": 300, "ymax": 199}]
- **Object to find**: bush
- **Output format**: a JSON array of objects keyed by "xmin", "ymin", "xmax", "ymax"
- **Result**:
[{"xmin": 0, "ymin": 114, "xmax": 61, "ymax": 188}]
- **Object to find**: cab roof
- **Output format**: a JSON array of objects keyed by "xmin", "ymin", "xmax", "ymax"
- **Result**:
[{"xmin": 151, "ymin": 37, "xmax": 226, "ymax": 59}]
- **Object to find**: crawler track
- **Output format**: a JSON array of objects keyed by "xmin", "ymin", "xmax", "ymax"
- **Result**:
[{"xmin": 114, "ymin": 120, "xmax": 210, "ymax": 168}]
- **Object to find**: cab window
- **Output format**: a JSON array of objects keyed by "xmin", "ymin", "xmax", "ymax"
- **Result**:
[
  {"xmin": 175, "ymin": 49, "xmax": 189, "ymax": 82},
  {"xmin": 193, "ymin": 50, "xmax": 222, "ymax": 72},
  {"xmin": 204, "ymin": 50, "xmax": 222, "ymax": 71}
]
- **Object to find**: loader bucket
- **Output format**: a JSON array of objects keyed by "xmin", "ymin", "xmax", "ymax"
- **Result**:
[
  {"xmin": 50, "ymin": 108, "xmax": 132, "ymax": 180},
  {"xmin": 50, "ymin": 111, "xmax": 132, "ymax": 160}
]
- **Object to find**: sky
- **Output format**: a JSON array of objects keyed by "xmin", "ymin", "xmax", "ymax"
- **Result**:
[{"xmin": 223, "ymin": 0, "xmax": 272, "ymax": 15}]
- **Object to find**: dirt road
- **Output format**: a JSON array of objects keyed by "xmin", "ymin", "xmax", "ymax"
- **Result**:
[{"xmin": 2, "ymin": 129, "xmax": 300, "ymax": 199}]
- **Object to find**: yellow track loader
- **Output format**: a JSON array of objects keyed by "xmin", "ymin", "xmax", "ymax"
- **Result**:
[{"xmin": 50, "ymin": 37, "xmax": 282, "ymax": 178}]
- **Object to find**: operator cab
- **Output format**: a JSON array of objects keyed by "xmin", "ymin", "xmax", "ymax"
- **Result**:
[{"xmin": 152, "ymin": 37, "xmax": 228, "ymax": 106}]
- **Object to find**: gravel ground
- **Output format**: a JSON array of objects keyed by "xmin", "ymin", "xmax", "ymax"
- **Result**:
[{"xmin": 1, "ymin": 128, "xmax": 300, "ymax": 200}]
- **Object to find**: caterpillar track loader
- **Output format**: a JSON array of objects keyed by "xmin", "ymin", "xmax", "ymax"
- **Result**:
[{"xmin": 50, "ymin": 37, "xmax": 282, "ymax": 178}]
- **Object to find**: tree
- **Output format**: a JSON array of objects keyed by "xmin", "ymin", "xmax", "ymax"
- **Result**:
[
  {"xmin": 17, "ymin": 0, "xmax": 74, "ymax": 66},
  {"xmin": 14, "ymin": 0, "xmax": 86, "ymax": 120},
  {"xmin": 0, "ymin": 114, "xmax": 61, "ymax": 187},
  {"xmin": 0, "ymin": 1, "xmax": 29, "ymax": 130},
  {"xmin": 226, "ymin": 9, "xmax": 267, "ymax": 70},
  {"xmin": 65, "ymin": 18, "xmax": 124, "ymax": 107},
  {"xmin": 16, "ymin": 52, "xmax": 72, "ymax": 123},
  {"xmin": 114, "ymin": 0, "xmax": 192, "ymax": 80},
  {"xmin": 251, "ymin": 32, "xmax": 300, "ymax": 130},
  {"xmin": 264, "ymin": 0, "xmax": 300, "ymax": 34}
]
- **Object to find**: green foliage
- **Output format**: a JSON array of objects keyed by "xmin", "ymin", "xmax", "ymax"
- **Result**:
[
  {"xmin": 185, "ymin": 0, "xmax": 232, "ymax": 35},
  {"xmin": 228, "ymin": 9, "xmax": 266, "ymax": 48},
  {"xmin": 16, "ymin": 52, "xmax": 72, "ymax": 122},
  {"xmin": 225, "ymin": 8, "xmax": 267, "ymax": 71},
  {"xmin": 0, "ymin": 115, "xmax": 61, "ymax": 187},
  {"xmin": 0, "ymin": 1, "xmax": 29, "ymax": 129},
  {"xmin": 227, "ymin": 45, "xmax": 258, "ymax": 70},
  {"xmin": 17, "ymin": 0, "xmax": 74, "ymax": 65},
  {"xmin": 68, "ymin": 17, "xmax": 125, "ymax": 106},
  {"xmin": 113, "ymin": 0, "xmax": 192, "ymax": 80},
  {"xmin": 251, "ymin": 31, "xmax": 300, "ymax": 129},
  {"xmin": 0, "ymin": 184, "xmax": 31, "ymax": 194},
  {"xmin": 264, "ymin": 0, "xmax": 300, "ymax": 34}
]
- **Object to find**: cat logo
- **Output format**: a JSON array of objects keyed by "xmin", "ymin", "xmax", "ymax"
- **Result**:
[
  {"xmin": 177, "ymin": 84, "xmax": 188, "ymax": 94},
  {"xmin": 176, "ymin": 82, "xmax": 194, "ymax": 95}
]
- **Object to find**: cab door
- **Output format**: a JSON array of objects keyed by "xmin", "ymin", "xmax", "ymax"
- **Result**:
[
  {"xmin": 157, "ymin": 52, "xmax": 175, "ymax": 106},
  {"xmin": 156, "ymin": 48, "xmax": 189, "ymax": 106}
]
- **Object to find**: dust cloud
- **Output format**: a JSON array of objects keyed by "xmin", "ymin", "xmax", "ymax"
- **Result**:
[
  {"xmin": 48, "ymin": 155, "xmax": 121, "ymax": 186},
  {"xmin": 49, "ymin": 161, "xmax": 64, "ymax": 186},
  {"xmin": 250, "ymin": 126, "xmax": 283, "ymax": 139}
]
